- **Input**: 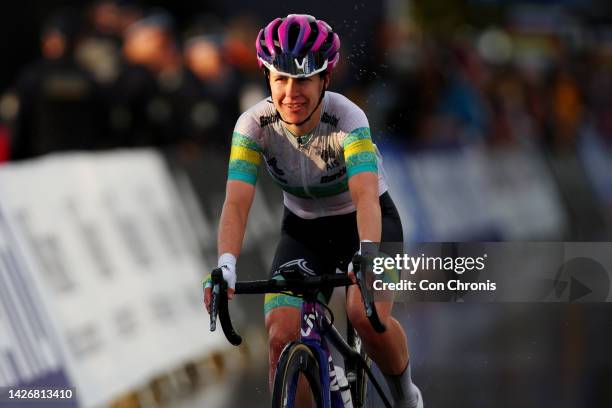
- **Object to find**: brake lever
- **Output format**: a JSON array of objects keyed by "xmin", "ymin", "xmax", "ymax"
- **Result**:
[
  {"xmin": 353, "ymin": 255, "xmax": 386, "ymax": 333},
  {"xmin": 210, "ymin": 268, "xmax": 223, "ymax": 332},
  {"xmin": 209, "ymin": 268, "xmax": 242, "ymax": 346}
]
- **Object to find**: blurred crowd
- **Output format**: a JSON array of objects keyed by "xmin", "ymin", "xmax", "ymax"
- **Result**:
[
  {"xmin": 361, "ymin": 14, "xmax": 612, "ymax": 155},
  {"xmin": 1, "ymin": 1, "xmax": 611, "ymax": 163},
  {"xmin": 0, "ymin": 2, "xmax": 267, "ymax": 160}
]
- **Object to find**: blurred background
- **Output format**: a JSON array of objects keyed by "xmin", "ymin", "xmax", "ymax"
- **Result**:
[{"xmin": 1, "ymin": 0, "xmax": 612, "ymax": 407}]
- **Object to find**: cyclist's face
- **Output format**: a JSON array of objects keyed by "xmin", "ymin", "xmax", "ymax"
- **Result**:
[{"xmin": 269, "ymin": 71, "xmax": 328, "ymax": 127}]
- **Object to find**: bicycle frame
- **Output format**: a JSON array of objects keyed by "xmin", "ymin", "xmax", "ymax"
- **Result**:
[
  {"xmin": 286, "ymin": 298, "xmax": 391, "ymax": 408},
  {"xmin": 284, "ymin": 300, "xmax": 343, "ymax": 407}
]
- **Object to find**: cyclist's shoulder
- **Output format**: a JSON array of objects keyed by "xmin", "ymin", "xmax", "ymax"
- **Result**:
[
  {"xmin": 239, "ymin": 97, "xmax": 276, "ymax": 121},
  {"xmin": 325, "ymin": 91, "xmax": 362, "ymax": 112},
  {"xmin": 234, "ymin": 97, "xmax": 276, "ymax": 140},
  {"xmin": 324, "ymin": 91, "xmax": 369, "ymax": 133}
]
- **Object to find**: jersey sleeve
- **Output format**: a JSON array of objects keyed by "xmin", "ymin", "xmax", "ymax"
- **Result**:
[
  {"xmin": 228, "ymin": 111, "xmax": 264, "ymax": 185},
  {"xmin": 341, "ymin": 107, "xmax": 378, "ymax": 178}
]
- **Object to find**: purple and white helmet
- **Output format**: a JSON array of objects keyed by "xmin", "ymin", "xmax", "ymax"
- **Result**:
[{"xmin": 256, "ymin": 14, "xmax": 340, "ymax": 78}]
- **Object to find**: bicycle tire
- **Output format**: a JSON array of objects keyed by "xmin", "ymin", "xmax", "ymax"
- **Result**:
[{"xmin": 272, "ymin": 342, "xmax": 324, "ymax": 408}]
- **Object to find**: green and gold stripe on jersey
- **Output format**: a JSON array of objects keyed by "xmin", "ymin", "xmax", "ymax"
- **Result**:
[
  {"xmin": 342, "ymin": 127, "xmax": 378, "ymax": 177},
  {"xmin": 228, "ymin": 132, "xmax": 262, "ymax": 185}
]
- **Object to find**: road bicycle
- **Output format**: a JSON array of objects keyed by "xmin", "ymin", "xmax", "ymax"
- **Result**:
[{"xmin": 209, "ymin": 255, "xmax": 393, "ymax": 408}]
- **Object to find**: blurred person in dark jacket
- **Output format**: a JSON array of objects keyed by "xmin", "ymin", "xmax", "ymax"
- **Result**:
[
  {"xmin": 11, "ymin": 8, "xmax": 110, "ymax": 160},
  {"xmin": 182, "ymin": 33, "xmax": 241, "ymax": 153},
  {"xmin": 222, "ymin": 16, "xmax": 267, "ymax": 112},
  {"xmin": 76, "ymin": 1, "xmax": 137, "ymax": 86},
  {"xmin": 112, "ymin": 9, "xmax": 188, "ymax": 148}
]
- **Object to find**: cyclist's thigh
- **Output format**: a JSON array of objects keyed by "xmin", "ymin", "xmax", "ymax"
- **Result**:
[
  {"xmin": 347, "ymin": 285, "xmax": 394, "ymax": 320},
  {"xmin": 346, "ymin": 283, "xmax": 393, "ymax": 315},
  {"xmin": 380, "ymin": 192, "xmax": 404, "ymax": 243},
  {"xmin": 265, "ymin": 306, "xmax": 301, "ymax": 339},
  {"xmin": 264, "ymin": 231, "xmax": 334, "ymax": 315},
  {"xmin": 334, "ymin": 192, "xmax": 404, "ymax": 274},
  {"xmin": 379, "ymin": 192, "xmax": 404, "ymax": 274}
]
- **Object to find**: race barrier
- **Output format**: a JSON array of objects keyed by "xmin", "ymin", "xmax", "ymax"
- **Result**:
[
  {"xmin": 378, "ymin": 141, "xmax": 568, "ymax": 241},
  {"xmin": 0, "ymin": 151, "xmax": 225, "ymax": 407}
]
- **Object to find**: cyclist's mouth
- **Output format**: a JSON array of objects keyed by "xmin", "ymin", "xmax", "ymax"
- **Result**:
[{"xmin": 284, "ymin": 103, "xmax": 306, "ymax": 113}]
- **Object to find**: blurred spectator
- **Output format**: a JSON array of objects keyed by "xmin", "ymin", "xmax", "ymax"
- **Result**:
[
  {"xmin": 550, "ymin": 66, "xmax": 583, "ymax": 151},
  {"xmin": 223, "ymin": 16, "xmax": 260, "ymax": 77},
  {"xmin": 89, "ymin": 0, "xmax": 122, "ymax": 38},
  {"xmin": 182, "ymin": 34, "xmax": 241, "ymax": 152},
  {"xmin": 10, "ymin": 8, "xmax": 110, "ymax": 160},
  {"xmin": 488, "ymin": 66, "xmax": 537, "ymax": 146},
  {"xmin": 222, "ymin": 16, "xmax": 267, "ymax": 112},
  {"xmin": 75, "ymin": 1, "xmax": 138, "ymax": 86},
  {"xmin": 111, "ymin": 9, "xmax": 185, "ymax": 147},
  {"xmin": 434, "ymin": 43, "xmax": 490, "ymax": 144},
  {"xmin": 522, "ymin": 71, "xmax": 551, "ymax": 147}
]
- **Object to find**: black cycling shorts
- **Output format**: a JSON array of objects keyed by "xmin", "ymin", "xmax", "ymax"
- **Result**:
[{"xmin": 263, "ymin": 192, "xmax": 403, "ymax": 314}]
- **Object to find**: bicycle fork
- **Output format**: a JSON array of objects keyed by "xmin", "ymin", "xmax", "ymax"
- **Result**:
[{"xmin": 300, "ymin": 301, "xmax": 349, "ymax": 407}]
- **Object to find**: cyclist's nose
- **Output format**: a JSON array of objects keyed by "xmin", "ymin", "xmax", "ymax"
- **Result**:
[{"xmin": 285, "ymin": 78, "xmax": 300, "ymax": 98}]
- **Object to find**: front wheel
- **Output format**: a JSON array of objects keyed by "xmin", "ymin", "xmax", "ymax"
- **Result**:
[{"xmin": 272, "ymin": 342, "xmax": 324, "ymax": 408}]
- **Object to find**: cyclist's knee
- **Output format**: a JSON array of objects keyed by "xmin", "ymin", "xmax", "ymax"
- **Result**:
[
  {"xmin": 266, "ymin": 307, "xmax": 300, "ymax": 362},
  {"xmin": 346, "ymin": 299, "xmax": 374, "ymax": 335}
]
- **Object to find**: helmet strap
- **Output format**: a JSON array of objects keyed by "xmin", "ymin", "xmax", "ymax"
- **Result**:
[{"xmin": 264, "ymin": 69, "xmax": 272, "ymax": 98}]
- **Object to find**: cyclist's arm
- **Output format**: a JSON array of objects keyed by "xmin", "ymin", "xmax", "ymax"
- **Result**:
[
  {"xmin": 349, "ymin": 171, "xmax": 381, "ymax": 243},
  {"xmin": 342, "ymin": 123, "xmax": 381, "ymax": 243},
  {"xmin": 205, "ymin": 180, "xmax": 254, "ymax": 310},
  {"xmin": 218, "ymin": 180, "xmax": 256, "ymax": 257}
]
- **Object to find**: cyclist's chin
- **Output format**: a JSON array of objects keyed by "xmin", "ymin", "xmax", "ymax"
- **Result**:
[{"xmin": 280, "ymin": 106, "xmax": 310, "ymax": 124}]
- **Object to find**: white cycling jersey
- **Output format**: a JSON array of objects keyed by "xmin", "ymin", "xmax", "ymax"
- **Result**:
[{"xmin": 227, "ymin": 91, "xmax": 388, "ymax": 219}]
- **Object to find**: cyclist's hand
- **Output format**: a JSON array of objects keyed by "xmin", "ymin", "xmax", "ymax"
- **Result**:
[
  {"xmin": 348, "ymin": 240, "xmax": 378, "ymax": 284},
  {"xmin": 203, "ymin": 264, "xmax": 237, "ymax": 313}
]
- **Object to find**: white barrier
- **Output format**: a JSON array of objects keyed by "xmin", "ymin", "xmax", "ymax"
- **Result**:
[
  {"xmin": 0, "ymin": 150, "xmax": 227, "ymax": 407},
  {"xmin": 484, "ymin": 147, "xmax": 566, "ymax": 239},
  {"xmin": 406, "ymin": 146, "xmax": 498, "ymax": 240},
  {"xmin": 379, "ymin": 143, "xmax": 567, "ymax": 240},
  {"xmin": 0, "ymin": 216, "xmax": 63, "ymax": 387}
]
